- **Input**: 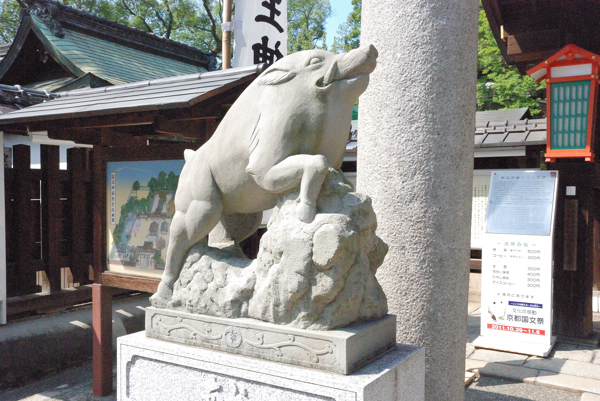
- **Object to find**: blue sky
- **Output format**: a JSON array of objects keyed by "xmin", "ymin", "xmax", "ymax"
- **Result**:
[{"xmin": 325, "ymin": 0, "xmax": 353, "ymax": 49}]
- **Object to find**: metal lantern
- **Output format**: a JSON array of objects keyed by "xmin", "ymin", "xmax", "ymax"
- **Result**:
[{"xmin": 528, "ymin": 44, "xmax": 600, "ymax": 162}]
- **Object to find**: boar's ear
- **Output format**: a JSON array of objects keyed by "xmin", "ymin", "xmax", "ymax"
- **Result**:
[{"xmin": 255, "ymin": 68, "xmax": 296, "ymax": 85}]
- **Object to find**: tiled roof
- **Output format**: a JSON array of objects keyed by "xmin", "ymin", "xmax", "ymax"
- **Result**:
[
  {"xmin": 0, "ymin": 0, "xmax": 216, "ymax": 91},
  {"xmin": 31, "ymin": 15, "xmax": 206, "ymax": 86},
  {"xmin": 0, "ymin": 83, "xmax": 56, "ymax": 114},
  {"xmin": 475, "ymin": 107, "xmax": 531, "ymax": 125},
  {"xmin": 475, "ymin": 118, "xmax": 546, "ymax": 148},
  {"xmin": 0, "ymin": 65, "xmax": 262, "ymax": 124}
]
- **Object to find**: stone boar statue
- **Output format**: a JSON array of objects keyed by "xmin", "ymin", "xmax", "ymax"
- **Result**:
[{"xmin": 151, "ymin": 45, "xmax": 378, "ymax": 306}]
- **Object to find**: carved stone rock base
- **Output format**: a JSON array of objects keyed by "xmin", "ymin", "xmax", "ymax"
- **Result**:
[
  {"xmin": 145, "ymin": 307, "xmax": 396, "ymax": 374},
  {"xmin": 119, "ymin": 331, "xmax": 425, "ymax": 401}
]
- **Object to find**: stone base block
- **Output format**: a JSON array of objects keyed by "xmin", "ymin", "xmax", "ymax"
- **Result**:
[
  {"xmin": 118, "ymin": 332, "xmax": 424, "ymax": 401},
  {"xmin": 145, "ymin": 307, "xmax": 397, "ymax": 374}
]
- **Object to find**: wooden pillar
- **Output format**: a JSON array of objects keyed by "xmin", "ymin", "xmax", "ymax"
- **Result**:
[
  {"xmin": 552, "ymin": 163, "xmax": 597, "ymax": 339},
  {"xmin": 91, "ymin": 145, "xmax": 113, "ymax": 395},
  {"xmin": 13, "ymin": 145, "xmax": 36, "ymax": 295},
  {"xmin": 92, "ymin": 283, "xmax": 112, "ymax": 396},
  {"xmin": 40, "ymin": 144, "xmax": 61, "ymax": 292},
  {"xmin": 68, "ymin": 148, "xmax": 89, "ymax": 285},
  {"xmin": 92, "ymin": 146, "xmax": 106, "ymax": 283}
]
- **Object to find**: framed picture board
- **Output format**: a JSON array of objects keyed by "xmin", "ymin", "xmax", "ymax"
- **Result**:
[{"xmin": 96, "ymin": 144, "xmax": 191, "ymax": 286}]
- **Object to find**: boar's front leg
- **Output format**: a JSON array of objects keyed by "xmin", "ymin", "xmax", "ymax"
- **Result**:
[{"xmin": 247, "ymin": 154, "xmax": 329, "ymax": 223}]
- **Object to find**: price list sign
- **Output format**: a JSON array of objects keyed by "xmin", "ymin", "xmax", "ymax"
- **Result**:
[{"xmin": 475, "ymin": 170, "xmax": 558, "ymax": 356}]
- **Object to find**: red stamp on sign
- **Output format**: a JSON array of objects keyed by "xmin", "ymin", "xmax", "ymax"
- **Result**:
[{"xmin": 487, "ymin": 323, "xmax": 545, "ymax": 336}]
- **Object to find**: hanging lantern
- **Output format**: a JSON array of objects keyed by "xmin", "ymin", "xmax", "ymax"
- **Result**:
[{"xmin": 528, "ymin": 44, "xmax": 600, "ymax": 162}]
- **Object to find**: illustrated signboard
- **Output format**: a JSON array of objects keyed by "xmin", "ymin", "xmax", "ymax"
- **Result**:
[
  {"xmin": 474, "ymin": 170, "xmax": 558, "ymax": 357},
  {"xmin": 106, "ymin": 160, "xmax": 184, "ymax": 278}
]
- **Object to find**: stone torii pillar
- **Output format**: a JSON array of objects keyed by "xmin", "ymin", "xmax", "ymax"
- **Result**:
[{"xmin": 358, "ymin": 1, "xmax": 478, "ymax": 400}]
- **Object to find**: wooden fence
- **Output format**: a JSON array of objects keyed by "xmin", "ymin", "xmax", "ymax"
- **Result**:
[{"xmin": 4, "ymin": 144, "xmax": 94, "ymax": 312}]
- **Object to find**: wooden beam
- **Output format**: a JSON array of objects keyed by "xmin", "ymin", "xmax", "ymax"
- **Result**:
[
  {"xmin": 7, "ymin": 286, "xmax": 93, "ymax": 316},
  {"xmin": 153, "ymin": 118, "xmax": 208, "ymax": 138},
  {"xmin": 28, "ymin": 112, "xmax": 158, "ymax": 132},
  {"xmin": 101, "ymin": 272, "xmax": 159, "ymax": 293}
]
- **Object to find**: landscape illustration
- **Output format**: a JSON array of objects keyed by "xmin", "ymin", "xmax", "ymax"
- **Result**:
[{"xmin": 106, "ymin": 160, "xmax": 184, "ymax": 276}]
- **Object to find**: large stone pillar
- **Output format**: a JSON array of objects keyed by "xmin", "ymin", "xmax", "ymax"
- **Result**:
[{"xmin": 358, "ymin": 1, "xmax": 478, "ymax": 400}]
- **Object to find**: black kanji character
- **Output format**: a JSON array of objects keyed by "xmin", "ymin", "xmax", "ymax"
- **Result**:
[
  {"xmin": 255, "ymin": 0, "xmax": 284, "ymax": 33},
  {"xmin": 252, "ymin": 36, "xmax": 283, "ymax": 65}
]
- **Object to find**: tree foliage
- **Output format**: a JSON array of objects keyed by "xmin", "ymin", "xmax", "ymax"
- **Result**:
[
  {"xmin": 476, "ymin": 6, "xmax": 545, "ymax": 115},
  {"xmin": 0, "ymin": 0, "xmax": 21, "ymax": 43},
  {"xmin": 287, "ymin": 0, "xmax": 331, "ymax": 53},
  {"xmin": 331, "ymin": 0, "xmax": 359, "ymax": 54}
]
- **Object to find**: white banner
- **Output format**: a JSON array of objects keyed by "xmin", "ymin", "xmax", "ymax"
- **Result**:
[
  {"xmin": 233, "ymin": 0, "xmax": 287, "ymax": 67},
  {"xmin": 475, "ymin": 170, "xmax": 558, "ymax": 356}
]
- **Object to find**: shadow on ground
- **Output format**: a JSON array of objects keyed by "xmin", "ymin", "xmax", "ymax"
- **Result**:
[{"xmin": 466, "ymin": 376, "xmax": 580, "ymax": 401}]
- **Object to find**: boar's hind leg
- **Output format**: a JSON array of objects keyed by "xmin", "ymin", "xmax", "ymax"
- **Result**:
[
  {"xmin": 209, "ymin": 212, "xmax": 263, "ymax": 249},
  {"xmin": 152, "ymin": 185, "xmax": 223, "ymax": 307},
  {"xmin": 247, "ymin": 154, "xmax": 329, "ymax": 223}
]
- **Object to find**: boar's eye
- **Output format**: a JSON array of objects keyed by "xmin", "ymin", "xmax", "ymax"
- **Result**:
[{"xmin": 308, "ymin": 57, "xmax": 322, "ymax": 65}]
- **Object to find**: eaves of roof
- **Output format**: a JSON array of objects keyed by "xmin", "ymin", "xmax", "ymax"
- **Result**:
[
  {"xmin": 0, "ymin": 83, "xmax": 57, "ymax": 109},
  {"xmin": 0, "ymin": 64, "xmax": 264, "ymax": 126}
]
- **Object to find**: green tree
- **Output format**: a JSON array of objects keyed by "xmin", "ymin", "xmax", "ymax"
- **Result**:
[
  {"xmin": 476, "ymin": 6, "xmax": 545, "ymax": 115},
  {"xmin": 331, "ymin": 0, "xmax": 360, "ymax": 53},
  {"xmin": 0, "ymin": 0, "xmax": 21, "ymax": 43},
  {"xmin": 287, "ymin": 0, "xmax": 331, "ymax": 53},
  {"xmin": 166, "ymin": 171, "xmax": 178, "ymax": 191}
]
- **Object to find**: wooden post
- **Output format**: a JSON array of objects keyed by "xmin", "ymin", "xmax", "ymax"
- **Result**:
[
  {"xmin": 68, "ymin": 148, "xmax": 90, "ymax": 285},
  {"xmin": 13, "ymin": 145, "xmax": 36, "ymax": 295},
  {"xmin": 552, "ymin": 163, "xmax": 597, "ymax": 339},
  {"xmin": 92, "ymin": 146, "xmax": 106, "ymax": 283},
  {"xmin": 92, "ymin": 283, "xmax": 112, "ymax": 396},
  {"xmin": 222, "ymin": 0, "xmax": 232, "ymax": 69},
  {"xmin": 0, "ymin": 132, "xmax": 6, "ymax": 324},
  {"xmin": 91, "ymin": 144, "xmax": 113, "ymax": 395},
  {"xmin": 40, "ymin": 144, "xmax": 62, "ymax": 292}
]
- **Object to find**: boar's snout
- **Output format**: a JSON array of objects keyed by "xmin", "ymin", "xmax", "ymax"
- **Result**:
[{"xmin": 323, "ymin": 44, "xmax": 378, "ymax": 86}]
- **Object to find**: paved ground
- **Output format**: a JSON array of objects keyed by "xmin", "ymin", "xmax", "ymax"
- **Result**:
[
  {"xmin": 2, "ymin": 297, "xmax": 600, "ymax": 400},
  {"xmin": 465, "ymin": 301, "xmax": 600, "ymax": 399}
]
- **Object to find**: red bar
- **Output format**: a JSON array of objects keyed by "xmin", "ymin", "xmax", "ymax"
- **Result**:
[
  {"xmin": 487, "ymin": 323, "xmax": 545, "ymax": 336},
  {"xmin": 93, "ymin": 284, "xmax": 113, "ymax": 396}
]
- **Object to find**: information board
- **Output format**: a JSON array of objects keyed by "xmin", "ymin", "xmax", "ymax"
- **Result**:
[
  {"xmin": 475, "ymin": 170, "xmax": 558, "ymax": 356},
  {"xmin": 486, "ymin": 171, "xmax": 557, "ymax": 236}
]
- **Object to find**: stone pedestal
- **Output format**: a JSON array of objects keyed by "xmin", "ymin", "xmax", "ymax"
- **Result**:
[
  {"xmin": 118, "ymin": 331, "xmax": 424, "ymax": 401},
  {"xmin": 145, "ymin": 307, "xmax": 397, "ymax": 374}
]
